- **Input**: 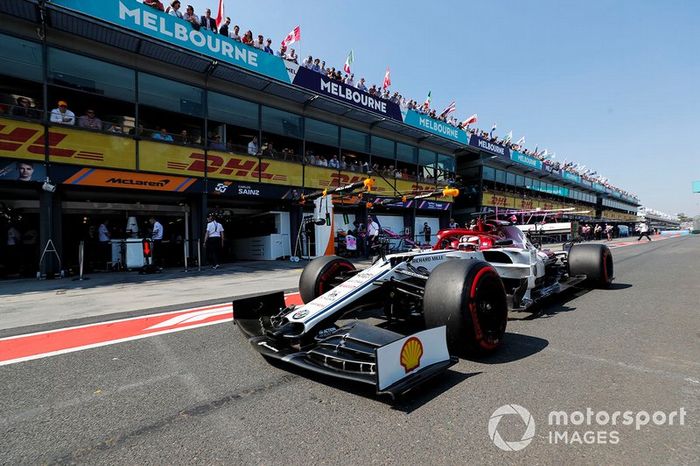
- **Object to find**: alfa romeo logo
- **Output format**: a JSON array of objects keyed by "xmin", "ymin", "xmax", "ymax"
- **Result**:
[{"xmin": 488, "ymin": 404, "xmax": 536, "ymax": 451}]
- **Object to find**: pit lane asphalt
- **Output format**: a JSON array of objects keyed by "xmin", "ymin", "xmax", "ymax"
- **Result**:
[{"xmin": 1, "ymin": 236, "xmax": 698, "ymax": 465}]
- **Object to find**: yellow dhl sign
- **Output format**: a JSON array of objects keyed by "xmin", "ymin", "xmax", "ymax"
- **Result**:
[
  {"xmin": 0, "ymin": 118, "xmax": 135, "ymax": 169},
  {"xmin": 482, "ymin": 191, "xmax": 580, "ymax": 212},
  {"xmin": 602, "ymin": 210, "xmax": 637, "ymax": 221},
  {"xmin": 0, "ymin": 117, "xmax": 454, "ymax": 202},
  {"xmin": 139, "ymin": 142, "xmax": 303, "ymax": 186}
]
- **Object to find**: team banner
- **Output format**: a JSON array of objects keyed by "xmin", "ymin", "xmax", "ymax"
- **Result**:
[
  {"xmin": 302, "ymin": 166, "xmax": 391, "ymax": 193},
  {"xmin": 482, "ymin": 191, "xmax": 578, "ymax": 212},
  {"xmin": 209, "ymin": 180, "xmax": 295, "ymax": 199},
  {"xmin": 601, "ymin": 210, "xmax": 637, "ymax": 222},
  {"xmin": 293, "ymin": 67, "xmax": 403, "ymax": 121},
  {"xmin": 0, "ymin": 118, "xmax": 137, "ymax": 169},
  {"xmin": 403, "ymin": 110, "xmax": 469, "ymax": 144},
  {"xmin": 50, "ymin": 0, "xmax": 291, "ymax": 82},
  {"xmin": 510, "ymin": 150, "xmax": 542, "ymax": 170},
  {"xmin": 0, "ymin": 157, "xmax": 47, "ymax": 183},
  {"xmin": 138, "ymin": 142, "xmax": 303, "ymax": 187},
  {"xmin": 62, "ymin": 167, "xmax": 199, "ymax": 192},
  {"xmin": 48, "ymin": 126, "xmax": 136, "ymax": 169},
  {"xmin": 468, "ymin": 134, "xmax": 510, "ymax": 158},
  {"xmin": 0, "ymin": 118, "xmax": 47, "ymax": 162}
]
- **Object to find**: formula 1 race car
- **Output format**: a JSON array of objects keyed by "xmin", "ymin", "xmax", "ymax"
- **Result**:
[{"xmin": 233, "ymin": 220, "xmax": 613, "ymax": 398}]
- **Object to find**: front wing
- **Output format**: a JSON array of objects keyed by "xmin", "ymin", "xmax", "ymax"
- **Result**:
[{"xmin": 233, "ymin": 292, "xmax": 457, "ymax": 398}]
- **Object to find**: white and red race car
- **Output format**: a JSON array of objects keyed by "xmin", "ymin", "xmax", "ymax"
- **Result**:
[{"xmin": 234, "ymin": 221, "xmax": 613, "ymax": 398}]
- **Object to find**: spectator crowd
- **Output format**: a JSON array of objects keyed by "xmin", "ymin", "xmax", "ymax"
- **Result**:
[
  {"xmin": 0, "ymin": 0, "xmax": 635, "ymax": 200},
  {"xmin": 138, "ymin": 1, "xmax": 636, "ymax": 200}
]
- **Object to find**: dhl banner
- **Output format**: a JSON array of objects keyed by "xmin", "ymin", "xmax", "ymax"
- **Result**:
[
  {"xmin": 304, "ymin": 166, "xmax": 381, "ymax": 192},
  {"xmin": 395, "ymin": 179, "xmax": 453, "ymax": 202},
  {"xmin": 482, "ymin": 191, "xmax": 580, "ymax": 212},
  {"xmin": 139, "ymin": 142, "xmax": 303, "ymax": 186},
  {"xmin": 602, "ymin": 210, "xmax": 637, "ymax": 222},
  {"xmin": 0, "ymin": 118, "xmax": 51, "ymax": 162},
  {"xmin": 0, "ymin": 118, "xmax": 136, "ymax": 169},
  {"xmin": 48, "ymin": 126, "xmax": 135, "ymax": 169},
  {"xmin": 63, "ymin": 167, "xmax": 198, "ymax": 192}
]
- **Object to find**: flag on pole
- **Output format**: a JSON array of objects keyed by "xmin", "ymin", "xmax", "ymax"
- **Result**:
[
  {"xmin": 489, "ymin": 123, "xmax": 497, "ymax": 137},
  {"xmin": 382, "ymin": 66, "xmax": 391, "ymax": 89},
  {"xmin": 504, "ymin": 130, "xmax": 513, "ymax": 143},
  {"xmin": 215, "ymin": 0, "xmax": 225, "ymax": 29},
  {"xmin": 423, "ymin": 91, "xmax": 431, "ymax": 108},
  {"xmin": 439, "ymin": 101, "xmax": 456, "ymax": 118},
  {"xmin": 281, "ymin": 26, "xmax": 301, "ymax": 47},
  {"xmin": 516, "ymin": 136, "xmax": 525, "ymax": 146},
  {"xmin": 461, "ymin": 113, "xmax": 478, "ymax": 126},
  {"xmin": 343, "ymin": 50, "xmax": 354, "ymax": 74}
]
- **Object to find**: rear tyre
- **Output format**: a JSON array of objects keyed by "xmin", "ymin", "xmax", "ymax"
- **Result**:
[
  {"xmin": 298, "ymin": 256, "xmax": 356, "ymax": 303},
  {"xmin": 423, "ymin": 259, "xmax": 508, "ymax": 356},
  {"xmin": 568, "ymin": 243, "xmax": 613, "ymax": 288}
]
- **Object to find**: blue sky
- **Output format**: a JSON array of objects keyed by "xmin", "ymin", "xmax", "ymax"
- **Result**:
[{"xmin": 186, "ymin": 0, "xmax": 700, "ymax": 216}]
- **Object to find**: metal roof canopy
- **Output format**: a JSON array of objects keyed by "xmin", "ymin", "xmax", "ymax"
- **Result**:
[
  {"xmin": 0, "ymin": 0, "xmax": 38, "ymax": 21},
  {"xmin": 38, "ymin": 1, "xmax": 461, "ymax": 154}
]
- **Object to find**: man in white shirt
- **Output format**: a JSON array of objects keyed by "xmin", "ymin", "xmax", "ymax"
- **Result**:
[
  {"xmin": 367, "ymin": 215, "xmax": 380, "ymax": 257},
  {"xmin": 98, "ymin": 220, "xmax": 111, "ymax": 266},
  {"xmin": 166, "ymin": 0, "xmax": 183, "ymax": 18},
  {"xmin": 204, "ymin": 213, "xmax": 225, "ymax": 268},
  {"xmin": 328, "ymin": 155, "xmax": 340, "ymax": 169},
  {"xmin": 248, "ymin": 136, "xmax": 259, "ymax": 155},
  {"xmin": 50, "ymin": 100, "xmax": 75, "ymax": 125},
  {"xmin": 637, "ymin": 222, "xmax": 651, "ymax": 241},
  {"xmin": 149, "ymin": 217, "xmax": 164, "ymax": 266}
]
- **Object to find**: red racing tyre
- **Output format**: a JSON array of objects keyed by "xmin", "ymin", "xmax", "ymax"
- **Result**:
[
  {"xmin": 423, "ymin": 259, "xmax": 508, "ymax": 356},
  {"xmin": 299, "ymin": 256, "xmax": 356, "ymax": 304},
  {"xmin": 568, "ymin": 243, "xmax": 613, "ymax": 288}
]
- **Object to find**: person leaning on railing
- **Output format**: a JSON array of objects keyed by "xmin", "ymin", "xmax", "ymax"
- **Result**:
[
  {"xmin": 50, "ymin": 100, "xmax": 75, "ymax": 125},
  {"xmin": 11, "ymin": 97, "xmax": 41, "ymax": 119},
  {"xmin": 78, "ymin": 109, "xmax": 102, "ymax": 130}
]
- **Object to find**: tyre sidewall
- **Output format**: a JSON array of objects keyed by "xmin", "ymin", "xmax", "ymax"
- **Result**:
[
  {"xmin": 298, "ymin": 256, "xmax": 355, "ymax": 303},
  {"xmin": 424, "ymin": 260, "xmax": 508, "ymax": 356},
  {"xmin": 568, "ymin": 244, "xmax": 613, "ymax": 288}
]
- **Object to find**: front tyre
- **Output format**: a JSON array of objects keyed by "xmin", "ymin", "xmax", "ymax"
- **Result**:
[
  {"xmin": 298, "ymin": 256, "xmax": 356, "ymax": 303},
  {"xmin": 423, "ymin": 259, "xmax": 508, "ymax": 356},
  {"xmin": 568, "ymin": 243, "xmax": 613, "ymax": 288}
]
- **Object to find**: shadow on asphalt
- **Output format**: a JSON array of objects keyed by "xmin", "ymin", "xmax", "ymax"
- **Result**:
[
  {"xmin": 511, "ymin": 282, "xmax": 633, "ymax": 322},
  {"xmin": 390, "ymin": 369, "xmax": 481, "ymax": 413},
  {"xmin": 607, "ymin": 282, "xmax": 633, "ymax": 290},
  {"xmin": 473, "ymin": 332, "xmax": 549, "ymax": 364}
]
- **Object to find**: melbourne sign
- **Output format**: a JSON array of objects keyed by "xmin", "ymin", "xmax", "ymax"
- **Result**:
[
  {"xmin": 50, "ymin": 0, "xmax": 290, "ymax": 82},
  {"xmin": 293, "ymin": 67, "xmax": 403, "ymax": 121},
  {"xmin": 469, "ymin": 135, "xmax": 510, "ymax": 158},
  {"xmin": 403, "ymin": 110, "xmax": 469, "ymax": 144},
  {"xmin": 510, "ymin": 151, "xmax": 542, "ymax": 170}
]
